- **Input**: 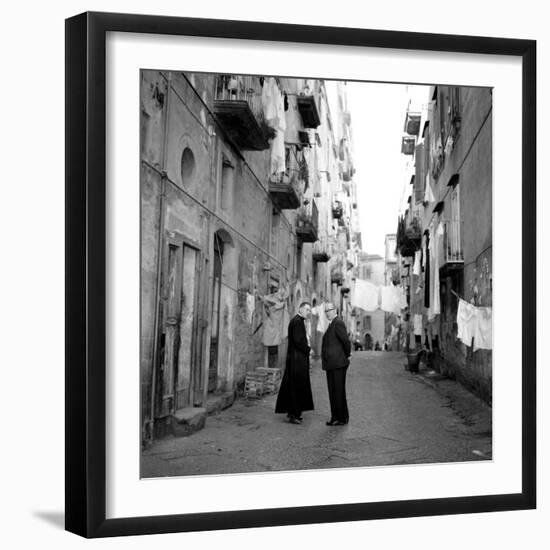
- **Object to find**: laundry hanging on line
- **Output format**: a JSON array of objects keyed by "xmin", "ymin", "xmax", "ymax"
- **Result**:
[
  {"xmin": 351, "ymin": 279, "xmax": 380, "ymax": 312},
  {"xmin": 428, "ymin": 223, "xmax": 444, "ymax": 320},
  {"xmin": 413, "ymin": 314, "xmax": 423, "ymax": 336},
  {"xmin": 261, "ymin": 77, "xmax": 287, "ymax": 175},
  {"xmin": 380, "ymin": 285, "xmax": 405, "ymax": 315},
  {"xmin": 261, "ymin": 287, "xmax": 289, "ymax": 346},
  {"xmin": 456, "ymin": 298, "xmax": 492, "ymax": 351},
  {"xmin": 352, "ymin": 279, "xmax": 406, "ymax": 315},
  {"xmin": 413, "ymin": 250, "xmax": 422, "ymax": 276},
  {"xmin": 311, "ymin": 303, "xmax": 330, "ymax": 334},
  {"xmin": 246, "ymin": 292, "xmax": 255, "ymax": 324}
]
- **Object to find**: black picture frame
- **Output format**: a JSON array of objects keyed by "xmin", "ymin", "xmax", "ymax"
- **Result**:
[{"xmin": 65, "ymin": 11, "xmax": 536, "ymax": 538}]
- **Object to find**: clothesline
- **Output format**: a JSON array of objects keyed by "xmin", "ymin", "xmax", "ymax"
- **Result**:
[
  {"xmin": 450, "ymin": 289, "xmax": 462, "ymax": 300},
  {"xmin": 351, "ymin": 279, "xmax": 407, "ymax": 315}
]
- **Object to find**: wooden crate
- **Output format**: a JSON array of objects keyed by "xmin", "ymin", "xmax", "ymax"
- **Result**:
[
  {"xmin": 255, "ymin": 367, "xmax": 281, "ymax": 395},
  {"xmin": 244, "ymin": 372, "xmax": 268, "ymax": 399}
]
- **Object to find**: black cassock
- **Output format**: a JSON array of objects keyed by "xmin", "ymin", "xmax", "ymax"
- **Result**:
[{"xmin": 275, "ymin": 314, "xmax": 314, "ymax": 417}]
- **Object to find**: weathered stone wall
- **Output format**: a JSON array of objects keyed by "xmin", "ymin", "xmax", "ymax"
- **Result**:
[
  {"xmin": 140, "ymin": 71, "xmax": 359, "ymax": 439},
  {"xmin": 435, "ymin": 88, "xmax": 493, "ymax": 404}
]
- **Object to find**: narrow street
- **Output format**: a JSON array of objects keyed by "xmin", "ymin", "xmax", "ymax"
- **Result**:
[{"xmin": 141, "ymin": 351, "xmax": 492, "ymax": 478}]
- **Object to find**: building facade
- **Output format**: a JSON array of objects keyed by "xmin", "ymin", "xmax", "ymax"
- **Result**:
[
  {"xmin": 140, "ymin": 71, "xmax": 360, "ymax": 442},
  {"xmin": 396, "ymin": 85, "xmax": 492, "ymax": 403},
  {"xmin": 355, "ymin": 252, "xmax": 386, "ymax": 350}
]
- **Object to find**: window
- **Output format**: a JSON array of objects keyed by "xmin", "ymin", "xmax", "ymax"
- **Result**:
[
  {"xmin": 364, "ymin": 316, "xmax": 372, "ymax": 331},
  {"xmin": 181, "ymin": 147, "xmax": 196, "ymax": 185},
  {"xmin": 296, "ymin": 243, "xmax": 302, "ymax": 279},
  {"xmin": 271, "ymin": 211, "xmax": 280, "ymax": 257},
  {"xmin": 220, "ymin": 154, "xmax": 234, "ymax": 210}
]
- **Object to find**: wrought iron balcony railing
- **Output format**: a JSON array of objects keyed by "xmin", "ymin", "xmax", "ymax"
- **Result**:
[
  {"xmin": 269, "ymin": 172, "xmax": 301, "ymax": 210},
  {"xmin": 404, "ymin": 112, "xmax": 421, "ymax": 136},
  {"xmin": 401, "ymin": 136, "xmax": 416, "ymax": 155},
  {"xmin": 296, "ymin": 199, "xmax": 319, "ymax": 243},
  {"xmin": 312, "ymin": 236, "xmax": 332, "ymax": 262},
  {"xmin": 442, "ymin": 220, "xmax": 464, "ymax": 266},
  {"xmin": 332, "ymin": 200, "xmax": 344, "ymax": 219},
  {"xmin": 213, "ymin": 74, "xmax": 270, "ymax": 151}
]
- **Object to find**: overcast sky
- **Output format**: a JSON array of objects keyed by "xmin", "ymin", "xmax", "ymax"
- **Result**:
[{"xmin": 345, "ymin": 82, "xmax": 430, "ymax": 257}]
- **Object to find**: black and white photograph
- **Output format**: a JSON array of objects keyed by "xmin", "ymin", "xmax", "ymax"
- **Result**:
[
  {"xmin": 2, "ymin": 0, "xmax": 544, "ymax": 545},
  {"xmin": 139, "ymin": 71, "xmax": 493, "ymax": 478}
]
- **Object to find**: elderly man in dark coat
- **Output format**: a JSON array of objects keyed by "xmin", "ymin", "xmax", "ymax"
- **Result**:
[
  {"xmin": 321, "ymin": 302, "xmax": 351, "ymax": 426},
  {"xmin": 275, "ymin": 302, "xmax": 314, "ymax": 424}
]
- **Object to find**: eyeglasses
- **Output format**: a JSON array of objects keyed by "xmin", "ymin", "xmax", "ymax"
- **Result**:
[{"xmin": 324, "ymin": 308, "xmax": 335, "ymax": 312}]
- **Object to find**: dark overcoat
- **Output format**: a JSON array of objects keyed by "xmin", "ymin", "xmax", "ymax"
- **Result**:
[
  {"xmin": 321, "ymin": 317, "xmax": 351, "ymax": 371},
  {"xmin": 275, "ymin": 314, "xmax": 314, "ymax": 414}
]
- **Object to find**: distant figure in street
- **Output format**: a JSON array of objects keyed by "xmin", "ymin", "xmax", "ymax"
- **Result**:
[
  {"xmin": 374, "ymin": 341, "xmax": 381, "ymax": 351},
  {"xmin": 321, "ymin": 303, "xmax": 351, "ymax": 426},
  {"xmin": 275, "ymin": 302, "xmax": 314, "ymax": 424}
]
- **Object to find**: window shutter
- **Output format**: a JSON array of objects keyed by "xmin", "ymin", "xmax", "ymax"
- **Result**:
[{"xmin": 415, "ymin": 143, "xmax": 425, "ymax": 203}]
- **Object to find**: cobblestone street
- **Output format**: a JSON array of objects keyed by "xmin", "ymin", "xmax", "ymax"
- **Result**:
[{"xmin": 141, "ymin": 351, "xmax": 492, "ymax": 478}]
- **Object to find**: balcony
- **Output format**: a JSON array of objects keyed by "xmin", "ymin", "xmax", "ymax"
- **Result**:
[
  {"xmin": 338, "ymin": 139, "xmax": 346, "ymax": 161},
  {"xmin": 213, "ymin": 75, "xmax": 270, "ymax": 151},
  {"xmin": 401, "ymin": 136, "xmax": 416, "ymax": 155},
  {"xmin": 441, "ymin": 220, "xmax": 464, "ymax": 271},
  {"xmin": 332, "ymin": 200, "xmax": 343, "ymax": 219},
  {"xmin": 297, "ymin": 95, "xmax": 321, "ymax": 128},
  {"xmin": 396, "ymin": 215, "xmax": 421, "ymax": 257},
  {"xmin": 431, "ymin": 144, "xmax": 445, "ymax": 181},
  {"xmin": 405, "ymin": 216, "xmax": 422, "ymax": 242},
  {"xmin": 269, "ymin": 173, "xmax": 300, "ymax": 209},
  {"xmin": 331, "ymin": 268, "xmax": 344, "ymax": 285},
  {"xmin": 404, "ymin": 112, "xmax": 421, "ymax": 136},
  {"xmin": 312, "ymin": 237, "xmax": 331, "ymax": 263},
  {"xmin": 296, "ymin": 200, "xmax": 319, "ymax": 243}
]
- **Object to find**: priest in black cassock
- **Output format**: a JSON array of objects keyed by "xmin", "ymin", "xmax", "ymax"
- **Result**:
[{"xmin": 275, "ymin": 302, "xmax": 314, "ymax": 424}]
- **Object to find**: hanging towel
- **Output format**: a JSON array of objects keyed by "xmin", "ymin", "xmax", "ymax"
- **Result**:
[
  {"xmin": 473, "ymin": 306, "xmax": 492, "ymax": 351},
  {"xmin": 424, "ymin": 174, "xmax": 435, "ymax": 204},
  {"xmin": 246, "ymin": 292, "xmax": 255, "ymax": 324},
  {"xmin": 399, "ymin": 286, "xmax": 408, "ymax": 309},
  {"xmin": 262, "ymin": 77, "xmax": 279, "ymax": 128},
  {"xmin": 351, "ymin": 279, "xmax": 380, "ymax": 312},
  {"xmin": 429, "ymin": 224, "xmax": 444, "ymax": 319},
  {"xmin": 312, "ymin": 304, "xmax": 330, "ymax": 334},
  {"xmin": 413, "ymin": 314, "xmax": 423, "ymax": 336},
  {"xmin": 380, "ymin": 285, "xmax": 403, "ymax": 315},
  {"xmin": 424, "ymin": 232, "xmax": 431, "ymax": 308},
  {"xmin": 263, "ymin": 78, "xmax": 287, "ymax": 175},
  {"xmin": 261, "ymin": 290, "xmax": 287, "ymax": 346},
  {"xmin": 413, "ymin": 250, "xmax": 422, "ymax": 276},
  {"xmin": 456, "ymin": 298, "xmax": 476, "ymax": 347}
]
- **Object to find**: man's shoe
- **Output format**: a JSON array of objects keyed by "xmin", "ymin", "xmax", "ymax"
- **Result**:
[
  {"xmin": 326, "ymin": 419, "xmax": 338, "ymax": 426},
  {"xmin": 333, "ymin": 420, "xmax": 347, "ymax": 426},
  {"xmin": 288, "ymin": 417, "xmax": 302, "ymax": 424}
]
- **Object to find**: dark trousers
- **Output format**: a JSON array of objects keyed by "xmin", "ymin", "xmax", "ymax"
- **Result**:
[{"xmin": 326, "ymin": 367, "xmax": 349, "ymax": 422}]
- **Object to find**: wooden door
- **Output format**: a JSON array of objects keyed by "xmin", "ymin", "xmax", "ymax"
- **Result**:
[
  {"xmin": 174, "ymin": 244, "xmax": 199, "ymax": 408},
  {"xmin": 209, "ymin": 235, "xmax": 224, "ymax": 392},
  {"xmin": 156, "ymin": 241, "xmax": 182, "ymax": 418}
]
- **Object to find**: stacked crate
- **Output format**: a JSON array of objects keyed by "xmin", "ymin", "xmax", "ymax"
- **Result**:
[
  {"xmin": 243, "ymin": 367, "xmax": 282, "ymax": 398},
  {"xmin": 244, "ymin": 371, "xmax": 268, "ymax": 399},
  {"xmin": 255, "ymin": 367, "xmax": 282, "ymax": 394}
]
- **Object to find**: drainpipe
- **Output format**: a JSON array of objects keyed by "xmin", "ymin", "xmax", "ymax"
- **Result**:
[
  {"xmin": 147, "ymin": 72, "xmax": 172, "ymax": 444},
  {"xmin": 199, "ymin": 127, "xmax": 216, "ymax": 408}
]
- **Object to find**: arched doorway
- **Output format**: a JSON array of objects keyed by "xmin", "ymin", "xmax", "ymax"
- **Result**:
[{"xmin": 209, "ymin": 229, "xmax": 235, "ymax": 393}]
